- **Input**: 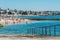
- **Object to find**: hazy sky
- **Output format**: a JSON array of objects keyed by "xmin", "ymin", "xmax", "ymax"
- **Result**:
[{"xmin": 0, "ymin": 0, "xmax": 60, "ymax": 11}]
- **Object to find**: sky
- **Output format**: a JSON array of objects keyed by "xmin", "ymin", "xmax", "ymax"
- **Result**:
[{"xmin": 0, "ymin": 0, "xmax": 60, "ymax": 11}]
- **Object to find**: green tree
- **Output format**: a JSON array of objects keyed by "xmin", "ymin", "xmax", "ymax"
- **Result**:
[
  {"xmin": 22, "ymin": 11, "xmax": 27, "ymax": 15},
  {"xmin": 8, "ymin": 11, "xmax": 12, "ymax": 15},
  {"xmin": 0, "ymin": 24, "xmax": 3, "ymax": 28}
]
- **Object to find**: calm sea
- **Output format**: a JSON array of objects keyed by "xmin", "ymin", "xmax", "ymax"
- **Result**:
[{"xmin": 0, "ymin": 16, "xmax": 60, "ymax": 36}]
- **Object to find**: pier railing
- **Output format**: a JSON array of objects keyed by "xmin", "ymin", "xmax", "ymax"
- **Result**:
[{"xmin": 27, "ymin": 24, "xmax": 60, "ymax": 36}]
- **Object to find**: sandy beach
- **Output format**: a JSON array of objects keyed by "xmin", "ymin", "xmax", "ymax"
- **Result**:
[
  {"xmin": 0, "ymin": 34, "xmax": 59, "ymax": 40},
  {"xmin": 0, "ymin": 36, "xmax": 60, "ymax": 40}
]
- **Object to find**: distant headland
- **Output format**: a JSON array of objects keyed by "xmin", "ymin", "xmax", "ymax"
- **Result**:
[{"xmin": 0, "ymin": 8, "xmax": 60, "ymax": 16}]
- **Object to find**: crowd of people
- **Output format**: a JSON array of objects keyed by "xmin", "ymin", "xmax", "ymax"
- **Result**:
[{"xmin": 0, "ymin": 18, "xmax": 30, "ymax": 25}]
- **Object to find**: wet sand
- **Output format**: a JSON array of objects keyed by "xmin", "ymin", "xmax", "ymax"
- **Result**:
[{"xmin": 0, "ymin": 35, "xmax": 59, "ymax": 40}]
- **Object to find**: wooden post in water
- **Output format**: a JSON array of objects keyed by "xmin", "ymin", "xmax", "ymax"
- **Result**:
[
  {"xmin": 49, "ymin": 26, "xmax": 51, "ymax": 36},
  {"xmin": 54, "ymin": 26, "xmax": 56, "ymax": 36},
  {"xmin": 45, "ymin": 26, "xmax": 47, "ymax": 36},
  {"xmin": 42, "ymin": 27, "xmax": 44, "ymax": 36}
]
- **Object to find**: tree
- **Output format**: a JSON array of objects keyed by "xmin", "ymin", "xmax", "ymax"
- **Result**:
[
  {"xmin": 30, "ymin": 11, "xmax": 32, "ymax": 14},
  {"xmin": 8, "ymin": 11, "xmax": 12, "ymax": 15},
  {"xmin": 34, "ymin": 12, "xmax": 37, "ymax": 15},
  {"xmin": 0, "ymin": 24, "xmax": 3, "ymax": 28},
  {"xmin": 14, "ymin": 9, "xmax": 17, "ymax": 13},
  {"xmin": 22, "ymin": 11, "xmax": 27, "ymax": 15}
]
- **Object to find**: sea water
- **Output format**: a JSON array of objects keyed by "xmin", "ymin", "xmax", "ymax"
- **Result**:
[
  {"xmin": 17, "ymin": 15, "xmax": 60, "ymax": 19},
  {"xmin": 0, "ymin": 15, "xmax": 60, "ymax": 36},
  {"xmin": 0, "ymin": 20, "xmax": 59, "ymax": 36}
]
